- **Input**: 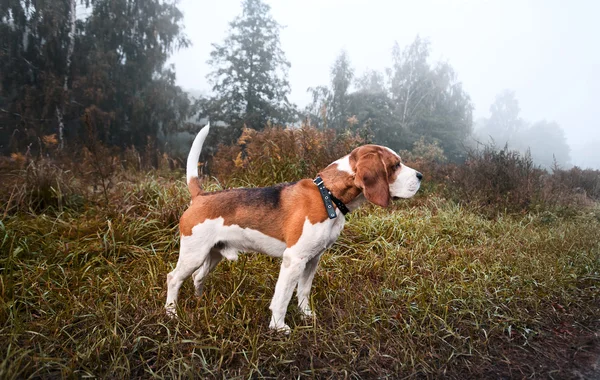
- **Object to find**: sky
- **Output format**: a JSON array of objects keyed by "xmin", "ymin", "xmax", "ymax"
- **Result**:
[{"xmin": 169, "ymin": 0, "xmax": 600, "ymax": 167}]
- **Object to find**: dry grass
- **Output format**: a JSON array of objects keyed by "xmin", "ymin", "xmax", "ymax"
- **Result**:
[
  {"xmin": 1, "ymin": 163, "xmax": 599, "ymax": 378},
  {"xmin": 211, "ymin": 125, "xmax": 364, "ymax": 187}
]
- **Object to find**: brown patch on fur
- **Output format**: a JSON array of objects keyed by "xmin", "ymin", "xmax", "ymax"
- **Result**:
[
  {"xmin": 180, "ymin": 145, "xmax": 402, "ymax": 248},
  {"xmin": 280, "ymin": 180, "xmax": 330, "ymax": 247},
  {"xmin": 318, "ymin": 162, "xmax": 361, "ymax": 205},
  {"xmin": 180, "ymin": 179, "xmax": 329, "ymax": 247},
  {"xmin": 348, "ymin": 145, "xmax": 401, "ymax": 208},
  {"xmin": 188, "ymin": 177, "xmax": 203, "ymax": 199}
]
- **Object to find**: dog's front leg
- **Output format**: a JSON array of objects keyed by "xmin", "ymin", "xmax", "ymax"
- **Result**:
[
  {"xmin": 269, "ymin": 252, "xmax": 308, "ymax": 334},
  {"xmin": 296, "ymin": 254, "xmax": 322, "ymax": 319}
]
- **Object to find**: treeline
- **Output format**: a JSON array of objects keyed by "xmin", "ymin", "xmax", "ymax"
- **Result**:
[
  {"xmin": 1, "ymin": 0, "xmax": 572, "ymax": 168},
  {"xmin": 1, "ymin": 0, "xmax": 195, "ymax": 154}
]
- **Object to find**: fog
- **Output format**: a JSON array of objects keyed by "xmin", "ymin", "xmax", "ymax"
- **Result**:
[{"xmin": 170, "ymin": 0, "xmax": 600, "ymax": 168}]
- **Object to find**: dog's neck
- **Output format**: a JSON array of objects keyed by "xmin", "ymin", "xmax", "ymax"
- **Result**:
[{"xmin": 318, "ymin": 159, "xmax": 364, "ymax": 211}]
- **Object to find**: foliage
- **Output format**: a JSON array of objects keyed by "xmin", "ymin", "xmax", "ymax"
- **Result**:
[
  {"xmin": 449, "ymin": 145, "xmax": 544, "ymax": 213},
  {"xmin": 305, "ymin": 50, "xmax": 355, "ymax": 132},
  {"xmin": 401, "ymin": 136, "xmax": 447, "ymax": 164},
  {"xmin": 211, "ymin": 125, "xmax": 365, "ymax": 187},
  {"xmin": 0, "ymin": 166, "xmax": 598, "ymax": 377},
  {"xmin": 202, "ymin": 0, "xmax": 295, "ymax": 140},
  {"xmin": 542, "ymin": 166, "xmax": 600, "ymax": 206},
  {"xmin": 0, "ymin": 0, "xmax": 194, "ymax": 154},
  {"xmin": 474, "ymin": 91, "xmax": 571, "ymax": 169},
  {"xmin": 389, "ymin": 37, "xmax": 473, "ymax": 160},
  {"xmin": 304, "ymin": 37, "xmax": 473, "ymax": 162}
]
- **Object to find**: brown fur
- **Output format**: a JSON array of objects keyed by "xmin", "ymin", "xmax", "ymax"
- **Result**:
[
  {"xmin": 180, "ymin": 179, "xmax": 330, "ymax": 247},
  {"xmin": 180, "ymin": 145, "xmax": 403, "ymax": 247},
  {"xmin": 351, "ymin": 145, "xmax": 401, "ymax": 207},
  {"xmin": 188, "ymin": 177, "xmax": 203, "ymax": 199}
]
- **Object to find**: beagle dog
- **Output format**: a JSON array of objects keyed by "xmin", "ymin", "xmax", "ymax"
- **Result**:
[{"xmin": 165, "ymin": 124, "xmax": 422, "ymax": 333}]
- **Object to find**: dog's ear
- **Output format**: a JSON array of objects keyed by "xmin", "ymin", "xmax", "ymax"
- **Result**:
[{"xmin": 354, "ymin": 151, "xmax": 390, "ymax": 208}]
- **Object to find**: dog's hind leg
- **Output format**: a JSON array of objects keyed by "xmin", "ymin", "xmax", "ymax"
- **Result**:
[
  {"xmin": 192, "ymin": 248, "xmax": 223, "ymax": 297},
  {"xmin": 165, "ymin": 237, "xmax": 211, "ymax": 317}
]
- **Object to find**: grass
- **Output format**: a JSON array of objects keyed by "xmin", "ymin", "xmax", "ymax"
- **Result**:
[{"xmin": 1, "ymin": 169, "xmax": 599, "ymax": 378}]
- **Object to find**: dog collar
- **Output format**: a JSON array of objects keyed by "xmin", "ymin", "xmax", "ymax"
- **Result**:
[{"xmin": 313, "ymin": 176, "xmax": 350, "ymax": 219}]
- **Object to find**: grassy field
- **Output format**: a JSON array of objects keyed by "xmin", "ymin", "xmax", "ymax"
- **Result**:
[{"xmin": 1, "ymin": 166, "xmax": 599, "ymax": 378}]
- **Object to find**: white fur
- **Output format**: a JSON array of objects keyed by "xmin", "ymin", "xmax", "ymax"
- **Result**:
[
  {"xmin": 269, "ymin": 215, "xmax": 345, "ymax": 332},
  {"xmin": 390, "ymin": 163, "xmax": 421, "ymax": 198},
  {"xmin": 165, "ymin": 215, "xmax": 345, "ymax": 333},
  {"xmin": 384, "ymin": 146, "xmax": 400, "ymax": 158},
  {"xmin": 331, "ymin": 155, "xmax": 354, "ymax": 175},
  {"xmin": 166, "ymin": 126, "xmax": 423, "ymax": 333},
  {"xmin": 165, "ymin": 218, "xmax": 287, "ymax": 316},
  {"xmin": 186, "ymin": 123, "xmax": 210, "ymax": 184}
]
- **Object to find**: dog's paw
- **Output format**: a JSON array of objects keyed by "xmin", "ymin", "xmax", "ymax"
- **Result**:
[
  {"xmin": 269, "ymin": 321, "xmax": 291, "ymax": 335},
  {"xmin": 165, "ymin": 304, "xmax": 177, "ymax": 318},
  {"xmin": 299, "ymin": 307, "xmax": 314, "ymax": 320}
]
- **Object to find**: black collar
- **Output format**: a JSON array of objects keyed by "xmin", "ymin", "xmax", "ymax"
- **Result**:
[{"xmin": 313, "ymin": 175, "xmax": 350, "ymax": 219}]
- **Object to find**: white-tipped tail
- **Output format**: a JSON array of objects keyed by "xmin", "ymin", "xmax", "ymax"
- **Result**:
[{"xmin": 186, "ymin": 123, "xmax": 211, "ymax": 184}]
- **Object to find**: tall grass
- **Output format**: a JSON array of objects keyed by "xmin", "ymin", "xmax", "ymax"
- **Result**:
[
  {"xmin": 1, "ymin": 179, "xmax": 599, "ymax": 377},
  {"xmin": 1, "ymin": 127, "xmax": 599, "ymax": 378}
]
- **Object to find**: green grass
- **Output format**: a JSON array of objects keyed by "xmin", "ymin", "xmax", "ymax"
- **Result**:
[{"xmin": 1, "ymin": 173, "xmax": 599, "ymax": 378}]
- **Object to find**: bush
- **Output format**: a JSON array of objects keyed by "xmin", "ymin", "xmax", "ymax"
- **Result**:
[
  {"xmin": 543, "ymin": 166, "xmax": 600, "ymax": 204},
  {"xmin": 211, "ymin": 125, "xmax": 364, "ymax": 187},
  {"xmin": 400, "ymin": 137, "xmax": 450, "ymax": 191},
  {"xmin": 0, "ymin": 158, "xmax": 85, "ymax": 215},
  {"xmin": 448, "ymin": 146, "xmax": 545, "ymax": 213}
]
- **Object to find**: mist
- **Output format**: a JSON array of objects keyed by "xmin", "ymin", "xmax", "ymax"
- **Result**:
[{"xmin": 170, "ymin": 0, "xmax": 600, "ymax": 168}]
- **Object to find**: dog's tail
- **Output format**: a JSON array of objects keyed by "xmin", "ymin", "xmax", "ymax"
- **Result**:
[{"xmin": 186, "ymin": 123, "xmax": 210, "ymax": 199}]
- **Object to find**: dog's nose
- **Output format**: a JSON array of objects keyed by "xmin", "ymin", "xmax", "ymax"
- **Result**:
[{"xmin": 416, "ymin": 172, "xmax": 423, "ymax": 181}]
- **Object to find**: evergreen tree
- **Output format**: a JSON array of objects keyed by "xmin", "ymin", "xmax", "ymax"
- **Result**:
[{"xmin": 203, "ymin": 0, "xmax": 295, "ymax": 136}]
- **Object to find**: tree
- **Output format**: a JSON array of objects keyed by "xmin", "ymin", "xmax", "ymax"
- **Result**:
[
  {"xmin": 476, "ymin": 90, "xmax": 524, "ymax": 145},
  {"xmin": 76, "ymin": 0, "xmax": 192, "ymax": 148},
  {"xmin": 475, "ymin": 91, "xmax": 571, "ymax": 169},
  {"xmin": 388, "ymin": 36, "xmax": 473, "ymax": 159},
  {"xmin": 305, "ymin": 85, "xmax": 331, "ymax": 129},
  {"xmin": 522, "ymin": 120, "xmax": 571, "ymax": 169},
  {"xmin": 303, "ymin": 37, "xmax": 472, "ymax": 161},
  {"xmin": 305, "ymin": 50, "xmax": 354, "ymax": 131},
  {"xmin": 1, "ymin": 0, "xmax": 76, "ymax": 152},
  {"xmin": 329, "ymin": 50, "xmax": 354, "ymax": 130},
  {"xmin": 348, "ymin": 69, "xmax": 394, "ymax": 145},
  {"xmin": 355, "ymin": 69, "xmax": 386, "ymax": 94},
  {"xmin": 0, "ymin": 0, "xmax": 193, "ymax": 154},
  {"xmin": 203, "ymin": 0, "xmax": 295, "ymax": 136}
]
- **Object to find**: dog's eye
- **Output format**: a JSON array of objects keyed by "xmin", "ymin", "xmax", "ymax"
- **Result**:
[{"xmin": 394, "ymin": 162, "xmax": 401, "ymax": 170}]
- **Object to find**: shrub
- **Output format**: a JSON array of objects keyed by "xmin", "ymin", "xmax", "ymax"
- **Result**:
[
  {"xmin": 1, "ymin": 158, "xmax": 84, "ymax": 215},
  {"xmin": 400, "ymin": 137, "xmax": 450, "ymax": 189},
  {"xmin": 211, "ymin": 125, "xmax": 364, "ymax": 187},
  {"xmin": 547, "ymin": 166, "xmax": 600, "ymax": 200},
  {"xmin": 448, "ymin": 145, "xmax": 546, "ymax": 213}
]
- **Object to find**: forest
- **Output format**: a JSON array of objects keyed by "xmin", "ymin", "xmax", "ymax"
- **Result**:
[
  {"xmin": 1, "ymin": 0, "xmax": 599, "ymax": 378},
  {"xmin": 0, "ymin": 0, "xmax": 577, "ymax": 169}
]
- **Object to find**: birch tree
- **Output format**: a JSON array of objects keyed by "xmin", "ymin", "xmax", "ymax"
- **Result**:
[
  {"xmin": 56, "ymin": 0, "xmax": 77, "ymax": 150},
  {"xmin": 389, "ymin": 36, "xmax": 472, "ymax": 160}
]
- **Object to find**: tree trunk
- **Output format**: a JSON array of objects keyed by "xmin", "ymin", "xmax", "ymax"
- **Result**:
[{"xmin": 57, "ymin": 0, "xmax": 76, "ymax": 150}]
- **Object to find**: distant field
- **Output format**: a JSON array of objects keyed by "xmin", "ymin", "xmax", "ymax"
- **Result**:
[{"xmin": 1, "ymin": 171, "xmax": 598, "ymax": 378}]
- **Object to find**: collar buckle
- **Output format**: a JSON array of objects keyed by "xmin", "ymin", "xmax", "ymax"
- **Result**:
[{"xmin": 313, "ymin": 175, "xmax": 350, "ymax": 219}]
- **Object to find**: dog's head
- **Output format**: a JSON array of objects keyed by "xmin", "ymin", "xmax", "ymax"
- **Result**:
[{"xmin": 350, "ymin": 145, "xmax": 422, "ymax": 208}]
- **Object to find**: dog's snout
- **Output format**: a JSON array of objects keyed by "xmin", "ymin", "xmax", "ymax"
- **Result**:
[{"xmin": 416, "ymin": 172, "xmax": 423, "ymax": 181}]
